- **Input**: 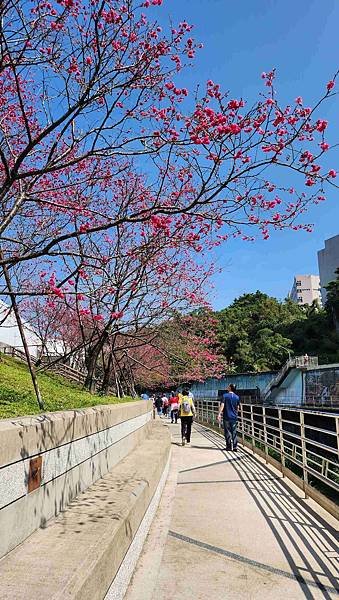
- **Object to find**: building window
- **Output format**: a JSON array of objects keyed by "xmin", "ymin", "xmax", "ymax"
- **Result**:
[{"xmin": 296, "ymin": 281, "xmax": 301, "ymax": 286}]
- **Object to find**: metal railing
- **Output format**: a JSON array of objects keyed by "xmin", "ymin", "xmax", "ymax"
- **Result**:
[{"xmin": 195, "ymin": 399, "xmax": 339, "ymax": 501}]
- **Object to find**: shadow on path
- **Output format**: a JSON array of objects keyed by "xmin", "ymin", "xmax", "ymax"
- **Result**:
[{"xmin": 194, "ymin": 423, "xmax": 339, "ymax": 600}]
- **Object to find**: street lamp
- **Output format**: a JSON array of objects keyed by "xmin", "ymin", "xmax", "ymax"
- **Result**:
[{"xmin": 279, "ymin": 345, "xmax": 292, "ymax": 361}]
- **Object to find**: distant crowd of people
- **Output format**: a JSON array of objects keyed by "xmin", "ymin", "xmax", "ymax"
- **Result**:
[
  {"xmin": 141, "ymin": 389, "xmax": 196, "ymax": 446},
  {"xmin": 140, "ymin": 385, "xmax": 241, "ymax": 451}
]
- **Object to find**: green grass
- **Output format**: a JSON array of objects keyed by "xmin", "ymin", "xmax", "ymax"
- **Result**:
[{"xmin": 0, "ymin": 355, "xmax": 135, "ymax": 419}]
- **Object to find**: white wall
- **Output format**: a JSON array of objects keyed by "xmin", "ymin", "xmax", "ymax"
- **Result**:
[
  {"xmin": 0, "ymin": 300, "xmax": 41, "ymax": 357},
  {"xmin": 289, "ymin": 274, "xmax": 321, "ymax": 306}
]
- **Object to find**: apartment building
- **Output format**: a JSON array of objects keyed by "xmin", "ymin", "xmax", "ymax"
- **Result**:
[{"xmin": 289, "ymin": 274, "xmax": 322, "ymax": 306}]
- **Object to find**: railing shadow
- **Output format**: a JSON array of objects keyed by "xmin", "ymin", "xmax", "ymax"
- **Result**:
[{"xmin": 195, "ymin": 423, "xmax": 339, "ymax": 600}]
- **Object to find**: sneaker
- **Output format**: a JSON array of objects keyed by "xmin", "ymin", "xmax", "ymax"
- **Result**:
[
  {"xmin": 225, "ymin": 447, "xmax": 232, "ymax": 452},
  {"xmin": 182, "ymin": 438, "xmax": 186, "ymax": 446},
  {"xmin": 186, "ymin": 442, "xmax": 191, "ymax": 447},
  {"xmin": 233, "ymin": 448, "xmax": 238, "ymax": 452}
]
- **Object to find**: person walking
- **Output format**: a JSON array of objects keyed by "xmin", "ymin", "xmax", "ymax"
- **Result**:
[
  {"xmin": 169, "ymin": 391, "xmax": 179, "ymax": 423},
  {"xmin": 162, "ymin": 394, "xmax": 169, "ymax": 418},
  {"xmin": 178, "ymin": 388, "xmax": 196, "ymax": 446},
  {"xmin": 217, "ymin": 384, "xmax": 240, "ymax": 451},
  {"xmin": 154, "ymin": 395, "xmax": 163, "ymax": 417}
]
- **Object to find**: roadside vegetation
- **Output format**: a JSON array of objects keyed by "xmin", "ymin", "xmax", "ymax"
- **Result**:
[{"xmin": 0, "ymin": 356, "xmax": 134, "ymax": 419}]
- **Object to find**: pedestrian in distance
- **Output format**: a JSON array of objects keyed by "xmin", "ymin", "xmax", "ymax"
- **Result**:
[
  {"xmin": 178, "ymin": 388, "xmax": 196, "ymax": 446},
  {"xmin": 217, "ymin": 384, "xmax": 240, "ymax": 451},
  {"xmin": 154, "ymin": 395, "xmax": 163, "ymax": 417},
  {"xmin": 169, "ymin": 391, "xmax": 179, "ymax": 423},
  {"xmin": 162, "ymin": 394, "xmax": 169, "ymax": 418}
]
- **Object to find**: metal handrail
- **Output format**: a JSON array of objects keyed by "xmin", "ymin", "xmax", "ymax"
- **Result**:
[
  {"xmin": 195, "ymin": 400, "xmax": 339, "ymax": 496},
  {"xmin": 262, "ymin": 355, "xmax": 319, "ymax": 400}
]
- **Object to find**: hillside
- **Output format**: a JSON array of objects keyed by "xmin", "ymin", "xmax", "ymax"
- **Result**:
[{"xmin": 0, "ymin": 355, "xmax": 134, "ymax": 419}]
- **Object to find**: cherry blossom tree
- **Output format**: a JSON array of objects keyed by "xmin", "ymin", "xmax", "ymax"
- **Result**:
[
  {"xmin": 21, "ymin": 210, "xmax": 215, "ymax": 392},
  {"xmin": 1, "ymin": 0, "xmax": 338, "ymax": 405},
  {"xmin": 126, "ymin": 311, "xmax": 227, "ymax": 391},
  {"xmin": 0, "ymin": 0, "xmax": 337, "ymax": 274}
]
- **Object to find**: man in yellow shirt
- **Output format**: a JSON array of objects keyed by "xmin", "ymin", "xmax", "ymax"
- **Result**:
[{"xmin": 178, "ymin": 388, "xmax": 196, "ymax": 446}]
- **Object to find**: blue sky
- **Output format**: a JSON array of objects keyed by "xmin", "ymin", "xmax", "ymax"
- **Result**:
[{"xmin": 158, "ymin": 0, "xmax": 339, "ymax": 309}]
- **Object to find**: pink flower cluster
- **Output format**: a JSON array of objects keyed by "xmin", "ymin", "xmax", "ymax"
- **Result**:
[{"xmin": 111, "ymin": 310, "xmax": 124, "ymax": 319}]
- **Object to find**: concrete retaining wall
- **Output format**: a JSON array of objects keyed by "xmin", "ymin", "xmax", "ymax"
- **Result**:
[
  {"xmin": 0, "ymin": 421, "xmax": 171, "ymax": 600},
  {"xmin": 0, "ymin": 401, "xmax": 153, "ymax": 559}
]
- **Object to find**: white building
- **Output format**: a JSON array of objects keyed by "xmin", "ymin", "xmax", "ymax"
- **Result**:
[
  {"xmin": 317, "ymin": 234, "xmax": 339, "ymax": 304},
  {"xmin": 0, "ymin": 300, "xmax": 41, "ymax": 357},
  {"xmin": 289, "ymin": 274, "xmax": 322, "ymax": 306}
]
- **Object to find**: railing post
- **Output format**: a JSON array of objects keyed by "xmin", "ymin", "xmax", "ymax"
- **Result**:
[
  {"xmin": 278, "ymin": 408, "xmax": 285, "ymax": 476},
  {"xmin": 240, "ymin": 404, "xmax": 245, "ymax": 446},
  {"xmin": 335, "ymin": 416, "xmax": 339, "ymax": 460},
  {"xmin": 300, "ymin": 411, "xmax": 308, "ymax": 499},
  {"xmin": 250, "ymin": 405, "xmax": 255, "ymax": 454},
  {"xmin": 263, "ymin": 407, "xmax": 268, "ymax": 464}
]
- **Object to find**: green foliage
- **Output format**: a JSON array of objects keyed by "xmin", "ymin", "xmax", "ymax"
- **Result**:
[
  {"xmin": 215, "ymin": 286, "xmax": 339, "ymax": 372},
  {"xmin": 0, "ymin": 356, "xmax": 134, "ymax": 419},
  {"xmin": 216, "ymin": 291, "xmax": 304, "ymax": 372},
  {"xmin": 282, "ymin": 270, "xmax": 339, "ymax": 364},
  {"xmin": 325, "ymin": 267, "xmax": 339, "ymax": 330},
  {"xmin": 282, "ymin": 310, "xmax": 339, "ymax": 364}
]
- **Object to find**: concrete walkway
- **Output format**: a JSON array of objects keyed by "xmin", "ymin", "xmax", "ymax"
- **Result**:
[{"xmin": 125, "ymin": 421, "xmax": 339, "ymax": 600}]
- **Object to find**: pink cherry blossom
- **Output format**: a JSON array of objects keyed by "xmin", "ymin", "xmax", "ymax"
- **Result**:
[
  {"xmin": 316, "ymin": 119, "xmax": 328, "ymax": 133},
  {"xmin": 112, "ymin": 310, "xmax": 124, "ymax": 319}
]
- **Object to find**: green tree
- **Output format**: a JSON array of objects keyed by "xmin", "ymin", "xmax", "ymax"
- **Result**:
[
  {"xmin": 216, "ymin": 292, "xmax": 304, "ymax": 372},
  {"xmin": 325, "ymin": 268, "xmax": 339, "ymax": 331}
]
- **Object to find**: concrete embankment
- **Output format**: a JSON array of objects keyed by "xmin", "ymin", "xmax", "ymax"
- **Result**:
[
  {"xmin": 0, "ymin": 420, "xmax": 170, "ymax": 600},
  {"xmin": 0, "ymin": 400, "xmax": 154, "ymax": 559}
]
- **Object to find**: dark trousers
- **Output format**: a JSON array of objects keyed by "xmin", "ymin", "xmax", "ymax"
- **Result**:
[
  {"xmin": 181, "ymin": 416, "xmax": 193, "ymax": 442},
  {"xmin": 171, "ymin": 409, "xmax": 178, "ymax": 423},
  {"xmin": 223, "ymin": 419, "xmax": 238, "ymax": 449}
]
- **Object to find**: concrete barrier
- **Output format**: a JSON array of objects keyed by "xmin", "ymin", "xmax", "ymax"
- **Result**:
[
  {"xmin": 0, "ymin": 400, "xmax": 153, "ymax": 559},
  {"xmin": 0, "ymin": 420, "xmax": 170, "ymax": 600}
]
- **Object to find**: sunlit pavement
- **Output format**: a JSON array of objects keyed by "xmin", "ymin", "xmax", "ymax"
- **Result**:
[{"xmin": 125, "ymin": 421, "xmax": 339, "ymax": 600}]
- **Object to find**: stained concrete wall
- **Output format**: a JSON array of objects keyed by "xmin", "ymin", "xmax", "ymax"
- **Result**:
[
  {"xmin": 0, "ymin": 401, "xmax": 153, "ymax": 559},
  {"xmin": 270, "ymin": 369, "xmax": 303, "ymax": 405}
]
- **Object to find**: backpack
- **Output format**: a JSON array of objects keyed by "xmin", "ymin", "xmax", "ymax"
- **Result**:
[{"xmin": 181, "ymin": 397, "xmax": 191, "ymax": 415}]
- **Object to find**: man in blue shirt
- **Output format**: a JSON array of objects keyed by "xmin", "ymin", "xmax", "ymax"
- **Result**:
[{"xmin": 217, "ymin": 384, "xmax": 240, "ymax": 451}]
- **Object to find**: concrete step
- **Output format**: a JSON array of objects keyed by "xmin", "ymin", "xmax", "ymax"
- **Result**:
[{"xmin": 0, "ymin": 421, "xmax": 170, "ymax": 600}]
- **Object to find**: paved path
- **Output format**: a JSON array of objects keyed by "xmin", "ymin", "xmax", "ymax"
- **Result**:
[{"xmin": 125, "ymin": 422, "xmax": 339, "ymax": 600}]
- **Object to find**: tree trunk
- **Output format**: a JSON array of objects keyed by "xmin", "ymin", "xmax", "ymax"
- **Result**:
[
  {"xmin": 112, "ymin": 358, "xmax": 121, "ymax": 398},
  {"xmin": 100, "ymin": 351, "xmax": 113, "ymax": 395},
  {"xmin": 84, "ymin": 333, "xmax": 108, "ymax": 392}
]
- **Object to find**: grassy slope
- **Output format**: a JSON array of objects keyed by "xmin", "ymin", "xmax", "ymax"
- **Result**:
[{"xmin": 0, "ymin": 355, "xmax": 135, "ymax": 419}]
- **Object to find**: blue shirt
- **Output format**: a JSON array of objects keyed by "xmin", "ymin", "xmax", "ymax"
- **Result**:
[{"xmin": 221, "ymin": 392, "xmax": 240, "ymax": 421}]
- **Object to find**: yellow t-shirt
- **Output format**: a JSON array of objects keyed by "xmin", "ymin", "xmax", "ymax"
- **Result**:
[{"xmin": 178, "ymin": 394, "xmax": 194, "ymax": 417}]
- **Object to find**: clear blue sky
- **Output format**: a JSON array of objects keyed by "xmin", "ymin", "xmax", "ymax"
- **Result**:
[{"xmin": 158, "ymin": 0, "xmax": 339, "ymax": 309}]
